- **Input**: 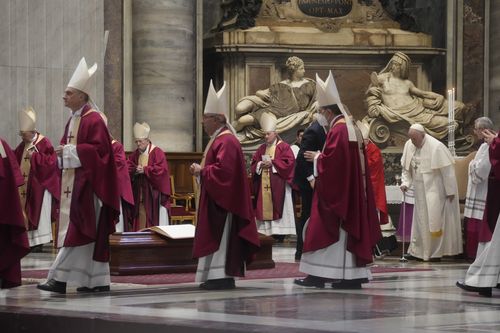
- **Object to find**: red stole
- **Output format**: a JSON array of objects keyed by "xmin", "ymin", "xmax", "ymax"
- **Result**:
[
  {"xmin": 127, "ymin": 144, "xmax": 171, "ymax": 230},
  {"xmin": 0, "ymin": 139, "xmax": 29, "ymax": 288},
  {"xmin": 303, "ymin": 117, "xmax": 381, "ymax": 266},
  {"xmin": 193, "ymin": 129, "xmax": 260, "ymax": 276},
  {"xmin": 60, "ymin": 104, "xmax": 120, "ymax": 262},
  {"xmin": 365, "ymin": 141, "xmax": 388, "ymax": 224},
  {"xmin": 251, "ymin": 140, "xmax": 295, "ymax": 220},
  {"xmin": 14, "ymin": 135, "xmax": 60, "ymax": 230}
]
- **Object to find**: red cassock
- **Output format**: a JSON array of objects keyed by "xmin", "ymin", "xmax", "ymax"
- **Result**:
[
  {"xmin": 0, "ymin": 139, "xmax": 29, "ymax": 288},
  {"xmin": 365, "ymin": 140, "xmax": 389, "ymax": 225},
  {"xmin": 303, "ymin": 116, "xmax": 381, "ymax": 267},
  {"xmin": 193, "ymin": 130, "xmax": 260, "ymax": 276},
  {"xmin": 112, "ymin": 140, "xmax": 134, "ymax": 230},
  {"xmin": 60, "ymin": 105, "xmax": 120, "ymax": 262},
  {"xmin": 127, "ymin": 145, "xmax": 171, "ymax": 230},
  {"xmin": 479, "ymin": 134, "xmax": 500, "ymax": 240},
  {"xmin": 14, "ymin": 135, "xmax": 61, "ymax": 230},
  {"xmin": 251, "ymin": 140, "xmax": 295, "ymax": 220}
]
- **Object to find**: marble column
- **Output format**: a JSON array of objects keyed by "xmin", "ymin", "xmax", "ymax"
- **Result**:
[
  {"xmin": 489, "ymin": 1, "xmax": 500, "ymax": 126},
  {"xmin": 132, "ymin": 0, "xmax": 196, "ymax": 152}
]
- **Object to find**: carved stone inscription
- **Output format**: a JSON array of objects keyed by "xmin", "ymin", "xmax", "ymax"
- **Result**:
[{"xmin": 298, "ymin": 0, "xmax": 352, "ymax": 18}]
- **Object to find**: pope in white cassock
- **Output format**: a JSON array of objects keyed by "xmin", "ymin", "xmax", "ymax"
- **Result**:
[{"xmin": 400, "ymin": 123, "xmax": 462, "ymax": 261}]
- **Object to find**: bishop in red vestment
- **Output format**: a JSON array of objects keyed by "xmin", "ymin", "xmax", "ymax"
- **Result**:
[
  {"xmin": 358, "ymin": 121, "xmax": 388, "ymax": 225},
  {"xmin": 96, "ymin": 112, "xmax": 134, "ymax": 232},
  {"xmin": 112, "ymin": 139, "xmax": 134, "ymax": 232},
  {"xmin": 251, "ymin": 125, "xmax": 296, "ymax": 237},
  {"xmin": 365, "ymin": 140, "xmax": 389, "ymax": 225},
  {"xmin": 190, "ymin": 81, "xmax": 260, "ymax": 290},
  {"xmin": 15, "ymin": 108, "xmax": 60, "ymax": 248},
  {"xmin": 127, "ymin": 122, "xmax": 171, "ymax": 231},
  {"xmin": 0, "ymin": 138, "xmax": 29, "ymax": 289},
  {"xmin": 38, "ymin": 58, "xmax": 120, "ymax": 294},
  {"xmin": 295, "ymin": 72, "xmax": 380, "ymax": 289}
]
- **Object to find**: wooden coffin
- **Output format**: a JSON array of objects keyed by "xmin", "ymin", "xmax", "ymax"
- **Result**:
[{"xmin": 109, "ymin": 232, "xmax": 275, "ymax": 275}]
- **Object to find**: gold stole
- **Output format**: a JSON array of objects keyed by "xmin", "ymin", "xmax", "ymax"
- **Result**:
[
  {"xmin": 194, "ymin": 129, "xmax": 232, "ymax": 212},
  {"xmin": 57, "ymin": 110, "xmax": 94, "ymax": 247},
  {"xmin": 18, "ymin": 134, "xmax": 44, "ymax": 229},
  {"xmin": 261, "ymin": 142, "xmax": 277, "ymax": 221},
  {"xmin": 137, "ymin": 144, "xmax": 155, "ymax": 229}
]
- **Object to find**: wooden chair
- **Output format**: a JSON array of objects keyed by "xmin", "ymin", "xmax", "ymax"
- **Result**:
[{"xmin": 169, "ymin": 175, "xmax": 196, "ymax": 225}]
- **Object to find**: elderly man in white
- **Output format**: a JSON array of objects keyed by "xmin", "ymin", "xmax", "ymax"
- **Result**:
[
  {"xmin": 400, "ymin": 123, "xmax": 462, "ymax": 262},
  {"xmin": 464, "ymin": 117, "xmax": 494, "ymax": 259}
]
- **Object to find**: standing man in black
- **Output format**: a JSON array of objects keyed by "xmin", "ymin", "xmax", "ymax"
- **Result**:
[{"xmin": 293, "ymin": 119, "xmax": 327, "ymax": 260}]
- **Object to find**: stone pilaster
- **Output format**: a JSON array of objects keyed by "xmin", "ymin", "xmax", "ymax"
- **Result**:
[{"xmin": 132, "ymin": 0, "xmax": 196, "ymax": 152}]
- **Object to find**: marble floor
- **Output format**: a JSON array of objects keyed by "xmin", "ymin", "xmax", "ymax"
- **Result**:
[{"xmin": 2, "ymin": 244, "xmax": 500, "ymax": 333}]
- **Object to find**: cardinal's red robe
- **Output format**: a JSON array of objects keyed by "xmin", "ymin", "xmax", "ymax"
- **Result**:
[
  {"xmin": 193, "ymin": 129, "xmax": 260, "ymax": 276},
  {"xmin": 365, "ymin": 140, "xmax": 389, "ymax": 225},
  {"xmin": 251, "ymin": 140, "xmax": 295, "ymax": 221},
  {"xmin": 0, "ymin": 139, "xmax": 29, "ymax": 288},
  {"xmin": 303, "ymin": 116, "xmax": 381, "ymax": 266},
  {"xmin": 60, "ymin": 104, "xmax": 120, "ymax": 262},
  {"xmin": 112, "ymin": 140, "xmax": 134, "ymax": 231},
  {"xmin": 14, "ymin": 134, "xmax": 60, "ymax": 230},
  {"xmin": 127, "ymin": 144, "xmax": 170, "ymax": 230}
]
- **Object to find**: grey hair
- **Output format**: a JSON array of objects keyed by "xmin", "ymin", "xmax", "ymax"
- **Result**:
[{"xmin": 474, "ymin": 117, "xmax": 494, "ymax": 130}]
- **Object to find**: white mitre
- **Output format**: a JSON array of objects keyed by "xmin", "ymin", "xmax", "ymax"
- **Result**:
[
  {"xmin": 67, "ymin": 57, "xmax": 98, "ymax": 96},
  {"xmin": 204, "ymin": 80, "xmax": 228, "ymax": 117},
  {"xmin": 315, "ymin": 71, "xmax": 356, "ymax": 142},
  {"xmin": 204, "ymin": 80, "xmax": 237, "ymax": 134},
  {"xmin": 19, "ymin": 107, "xmax": 36, "ymax": 132},
  {"xmin": 409, "ymin": 123, "xmax": 426, "ymax": 133},
  {"xmin": 261, "ymin": 116, "xmax": 277, "ymax": 133},
  {"xmin": 133, "ymin": 122, "xmax": 150, "ymax": 140}
]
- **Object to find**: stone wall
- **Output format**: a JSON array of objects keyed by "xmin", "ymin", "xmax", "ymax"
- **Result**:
[{"xmin": 0, "ymin": 0, "xmax": 104, "ymax": 147}]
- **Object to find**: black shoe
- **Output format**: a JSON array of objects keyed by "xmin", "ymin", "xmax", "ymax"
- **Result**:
[
  {"xmin": 294, "ymin": 252, "xmax": 302, "ymax": 261},
  {"xmin": 331, "ymin": 278, "xmax": 367, "ymax": 290},
  {"xmin": 294, "ymin": 275, "xmax": 326, "ymax": 288},
  {"xmin": 456, "ymin": 281, "xmax": 492, "ymax": 297},
  {"xmin": 37, "ymin": 279, "xmax": 66, "ymax": 294},
  {"xmin": 428, "ymin": 258, "xmax": 441, "ymax": 262},
  {"xmin": 404, "ymin": 254, "xmax": 423, "ymax": 261},
  {"xmin": 76, "ymin": 285, "xmax": 110, "ymax": 293},
  {"xmin": 199, "ymin": 278, "xmax": 235, "ymax": 290}
]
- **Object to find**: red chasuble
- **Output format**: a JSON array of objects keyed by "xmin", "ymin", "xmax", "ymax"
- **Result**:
[
  {"xmin": 0, "ymin": 139, "xmax": 29, "ymax": 288},
  {"xmin": 112, "ymin": 141, "xmax": 134, "ymax": 201},
  {"xmin": 14, "ymin": 134, "xmax": 61, "ymax": 230},
  {"xmin": 303, "ymin": 116, "xmax": 381, "ymax": 266},
  {"xmin": 251, "ymin": 140, "xmax": 295, "ymax": 220},
  {"xmin": 60, "ymin": 105, "xmax": 120, "ymax": 262},
  {"xmin": 193, "ymin": 130, "xmax": 260, "ymax": 276},
  {"xmin": 365, "ymin": 140, "xmax": 389, "ymax": 225},
  {"xmin": 127, "ymin": 144, "xmax": 171, "ymax": 230}
]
